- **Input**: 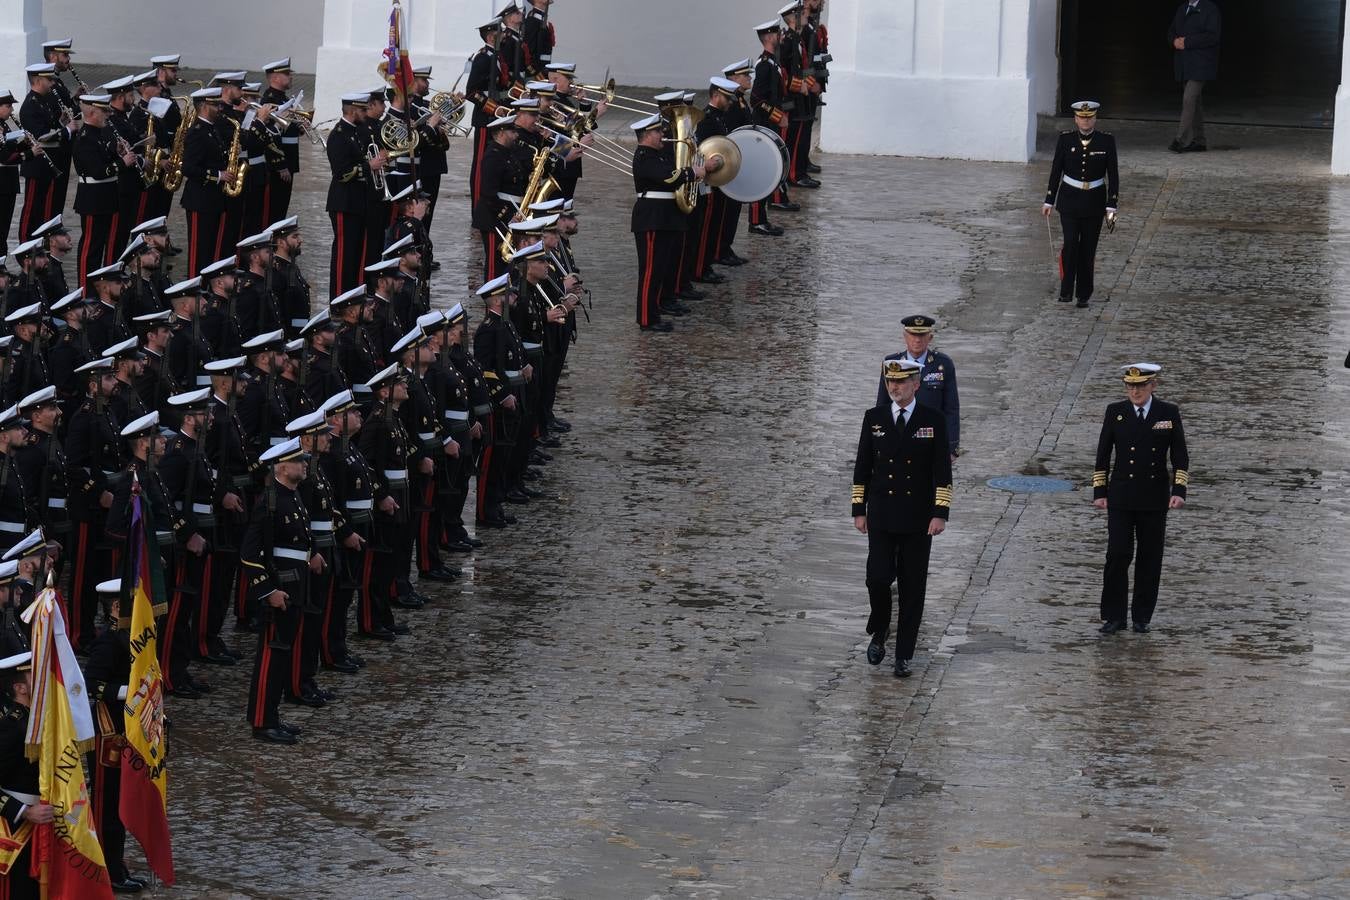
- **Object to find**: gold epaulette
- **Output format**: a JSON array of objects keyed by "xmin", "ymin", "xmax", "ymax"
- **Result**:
[
  {"xmin": 850, "ymin": 484, "xmax": 865, "ymax": 504},
  {"xmin": 1174, "ymin": 470, "xmax": 1189, "ymax": 486},
  {"xmin": 934, "ymin": 485, "xmax": 953, "ymax": 508},
  {"xmin": 1092, "ymin": 470, "xmax": 1107, "ymax": 488},
  {"xmin": 339, "ymin": 165, "xmax": 363, "ymax": 184},
  {"xmin": 482, "ymin": 371, "xmax": 499, "ymax": 380}
]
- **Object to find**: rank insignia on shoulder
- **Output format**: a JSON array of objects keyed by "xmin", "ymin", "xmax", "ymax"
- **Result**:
[
  {"xmin": 1152, "ymin": 420, "xmax": 1173, "ymax": 430},
  {"xmin": 914, "ymin": 427, "xmax": 934, "ymax": 438}
]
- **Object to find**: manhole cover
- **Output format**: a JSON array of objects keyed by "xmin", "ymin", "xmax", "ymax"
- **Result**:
[{"xmin": 987, "ymin": 475, "xmax": 1075, "ymax": 493}]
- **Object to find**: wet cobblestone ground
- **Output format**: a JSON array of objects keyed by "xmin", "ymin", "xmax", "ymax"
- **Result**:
[{"xmin": 25, "ymin": 100, "xmax": 1350, "ymax": 896}]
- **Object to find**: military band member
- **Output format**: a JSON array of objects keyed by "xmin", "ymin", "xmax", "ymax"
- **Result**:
[
  {"xmin": 497, "ymin": 3, "xmax": 533, "ymax": 85},
  {"xmin": 415, "ymin": 309, "xmax": 473, "ymax": 567},
  {"xmin": 5, "ymin": 238, "xmax": 48, "ymax": 315},
  {"xmin": 779, "ymin": 1, "xmax": 823, "ymax": 190},
  {"xmin": 319, "ymin": 389, "xmax": 371, "ymax": 671},
  {"xmin": 81, "ymin": 579, "xmax": 148, "ymax": 893},
  {"xmin": 0, "ymin": 406, "xmax": 33, "ymax": 562},
  {"xmin": 465, "ymin": 18, "xmax": 510, "ymax": 212},
  {"xmin": 691, "ymin": 77, "xmax": 740, "ymax": 286},
  {"xmin": 72, "ymin": 93, "xmax": 137, "ymax": 283},
  {"xmin": 471, "ymin": 113, "xmax": 523, "ymax": 282},
  {"xmin": 749, "ymin": 21, "xmax": 793, "ymax": 233},
  {"xmin": 84, "ymin": 262, "xmax": 133, "ymax": 353},
  {"xmin": 522, "ymin": 0, "xmax": 555, "ymax": 76},
  {"xmin": 179, "ymin": 88, "xmax": 230, "ymax": 277},
  {"xmin": 212, "ymin": 71, "xmax": 264, "ymax": 247},
  {"xmin": 133, "ymin": 310, "xmax": 176, "ymax": 413},
  {"xmin": 241, "ymin": 436, "xmax": 316, "ymax": 744},
  {"xmin": 4, "ymin": 302, "xmax": 50, "ymax": 405},
  {"xmin": 154, "ymin": 388, "xmax": 220, "ymax": 696},
  {"xmin": 203, "ymin": 355, "xmax": 250, "ymax": 638},
  {"xmin": 32, "ymin": 215, "xmax": 72, "ymax": 302},
  {"xmin": 630, "ymin": 114, "xmax": 706, "ymax": 332},
  {"xmin": 102, "ymin": 75, "xmax": 146, "ymax": 256},
  {"xmin": 199, "ymin": 255, "xmax": 243, "ymax": 355},
  {"xmin": 48, "ymin": 290, "xmax": 92, "ymax": 405},
  {"xmin": 0, "ymin": 90, "xmax": 27, "ymax": 256},
  {"xmin": 877, "ymin": 315, "xmax": 961, "ymax": 459},
  {"xmin": 285, "ymin": 410, "xmax": 341, "ymax": 707},
  {"xmin": 43, "ymin": 38, "xmax": 83, "ymax": 133},
  {"xmin": 473, "ymin": 274, "xmax": 525, "ymax": 527},
  {"xmin": 164, "ymin": 277, "xmax": 211, "ymax": 388},
  {"xmin": 409, "ymin": 67, "xmax": 448, "ymax": 228},
  {"xmin": 234, "ymin": 230, "xmax": 282, "ymax": 335},
  {"xmin": 332, "ymin": 286, "xmax": 378, "ymax": 389},
  {"xmin": 260, "ymin": 58, "xmax": 300, "ymax": 222},
  {"xmin": 1092, "ymin": 363, "xmax": 1188, "ymax": 634},
  {"xmin": 301, "ymin": 309, "xmax": 345, "ymax": 404},
  {"xmin": 14, "ymin": 387, "xmax": 68, "ymax": 563},
  {"xmin": 349, "ymin": 365, "xmax": 409, "ymax": 636},
  {"xmin": 132, "ymin": 67, "xmax": 177, "ymax": 222},
  {"xmin": 104, "ymin": 336, "xmax": 150, "ymax": 426},
  {"xmin": 124, "ymin": 233, "xmax": 165, "ymax": 321},
  {"xmin": 852, "ymin": 359, "xmax": 952, "ymax": 678},
  {"xmin": 325, "ymin": 92, "xmax": 381, "ymax": 298},
  {"xmin": 63, "ymin": 357, "xmax": 123, "ymax": 650},
  {"xmin": 17, "ymin": 63, "xmax": 74, "ymax": 241},
  {"xmin": 439, "ymin": 305, "xmax": 488, "ymax": 551},
  {"xmin": 383, "ymin": 87, "xmax": 444, "ymax": 201},
  {"xmin": 1042, "ymin": 100, "xmax": 1119, "ymax": 308},
  {"xmin": 269, "ymin": 216, "xmax": 311, "ymax": 338},
  {"xmin": 385, "ymin": 231, "xmax": 426, "ymax": 335},
  {"xmin": 238, "ymin": 329, "xmax": 291, "ymax": 455}
]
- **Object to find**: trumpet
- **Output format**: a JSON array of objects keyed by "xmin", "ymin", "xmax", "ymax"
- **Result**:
[{"xmin": 368, "ymin": 141, "xmax": 392, "ymax": 201}]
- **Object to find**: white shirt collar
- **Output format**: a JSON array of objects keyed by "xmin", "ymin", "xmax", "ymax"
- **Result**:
[
  {"xmin": 905, "ymin": 349, "xmax": 928, "ymax": 366},
  {"xmin": 1133, "ymin": 397, "xmax": 1153, "ymax": 418},
  {"xmin": 891, "ymin": 398, "xmax": 917, "ymax": 422}
]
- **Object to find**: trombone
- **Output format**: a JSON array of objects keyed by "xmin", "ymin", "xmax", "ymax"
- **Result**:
[
  {"xmin": 572, "ymin": 77, "xmax": 662, "ymax": 116},
  {"xmin": 534, "ymin": 123, "xmax": 632, "ymax": 174}
]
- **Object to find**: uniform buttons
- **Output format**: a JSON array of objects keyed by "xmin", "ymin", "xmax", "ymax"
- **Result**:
[
  {"xmin": 888, "ymin": 474, "xmax": 893, "ymax": 479},
  {"xmin": 1130, "ymin": 447, "xmax": 1135, "ymax": 451},
  {"xmin": 888, "ymin": 490, "xmax": 894, "ymax": 496}
]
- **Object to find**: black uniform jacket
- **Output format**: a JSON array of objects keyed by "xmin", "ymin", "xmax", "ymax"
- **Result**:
[
  {"xmin": 1045, "ymin": 129, "xmax": 1119, "ymax": 218},
  {"xmin": 180, "ymin": 115, "xmax": 228, "ymax": 214},
  {"xmin": 851, "ymin": 402, "xmax": 953, "ymax": 533},
  {"xmin": 1093, "ymin": 398, "xmax": 1189, "ymax": 510},
  {"xmin": 630, "ymin": 146, "xmax": 694, "ymax": 233}
]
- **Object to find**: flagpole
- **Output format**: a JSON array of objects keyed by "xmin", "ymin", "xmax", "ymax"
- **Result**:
[{"xmin": 402, "ymin": 0, "xmax": 418, "ymax": 193}]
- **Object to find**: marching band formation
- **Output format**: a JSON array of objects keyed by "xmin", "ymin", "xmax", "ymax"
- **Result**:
[{"xmin": 0, "ymin": 0, "xmax": 834, "ymax": 893}]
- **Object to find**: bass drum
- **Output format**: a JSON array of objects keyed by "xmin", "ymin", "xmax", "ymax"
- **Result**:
[{"xmin": 719, "ymin": 125, "xmax": 788, "ymax": 203}]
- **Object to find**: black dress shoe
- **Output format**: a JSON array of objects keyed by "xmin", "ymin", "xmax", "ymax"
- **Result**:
[
  {"xmin": 252, "ymin": 727, "xmax": 297, "ymax": 745},
  {"xmin": 640, "ymin": 321, "xmax": 674, "ymax": 332},
  {"xmin": 465, "ymin": 536, "xmax": 483, "ymax": 548},
  {"xmin": 749, "ymin": 223, "xmax": 784, "ymax": 237},
  {"xmin": 693, "ymin": 271, "xmax": 726, "ymax": 284},
  {"xmin": 894, "ymin": 659, "xmax": 912, "ymax": 678},
  {"xmin": 200, "ymin": 652, "xmax": 236, "ymax": 666},
  {"xmin": 1057, "ymin": 295, "xmax": 1073, "ymax": 303},
  {"xmin": 789, "ymin": 177, "xmax": 821, "ymax": 189},
  {"xmin": 326, "ymin": 658, "xmax": 360, "ymax": 674},
  {"xmin": 1132, "ymin": 622, "xmax": 1150, "ymax": 633},
  {"xmin": 285, "ymin": 691, "xmax": 326, "ymax": 708},
  {"xmin": 659, "ymin": 303, "xmax": 687, "ymax": 317},
  {"xmin": 866, "ymin": 639, "xmax": 885, "ymax": 666},
  {"xmin": 806, "ymin": 161, "xmax": 822, "ymax": 174},
  {"xmin": 359, "ymin": 627, "xmax": 397, "ymax": 642},
  {"xmin": 521, "ymin": 468, "xmax": 542, "ymax": 481},
  {"xmin": 347, "ymin": 653, "xmax": 366, "ymax": 667},
  {"xmin": 476, "ymin": 514, "xmax": 508, "ymax": 529},
  {"xmin": 391, "ymin": 622, "xmax": 411, "ymax": 635},
  {"xmin": 1075, "ymin": 298, "xmax": 1089, "ymax": 309},
  {"xmin": 549, "ymin": 417, "xmax": 572, "ymax": 432},
  {"xmin": 111, "ymin": 875, "xmax": 146, "ymax": 893},
  {"xmin": 314, "ymin": 687, "xmax": 339, "ymax": 702},
  {"xmin": 540, "ymin": 435, "xmax": 562, "ymax": 448},
  {"xmin": 1099, "ymin": 620, "xmax": 1127, "ymax": 634},
  {"xmin": 170, "ymin": 685, "xmax": 201, "ymax": 699},
  {"xmin": 186, "ymin": 674, "xmax": 212, "ymax": 693},
  {"xmin": 770, "ymin": 200, "xmax": 801, "ymax": 212},
  {"xmin": 277, "ymin": 721, "xmax": 303, "ymax": 736},
  {"xmin": 678, "ymin": 287, "xmax": 706, "ymax": 300},
  {"xmin": 1168, "ymin": 139, "xmax": 1184, "ymax": 153},
  {"xmin": 716, "ymin": 255, "xmax": 745, "ymax": 267},
  {"xmin": 391, "ymin": 594, "xmax": 424, "ymax": 609},
  {"xmin": 422, "ymin": 566, "xmax": 460, "ymax": 581},
  {"xmin": 505, "ymin": 488, "xmax": 530, "ymax": 504},
  {"xmin": 1181, "ymin": 142, "xmax": 1207, "ymax": 153}
]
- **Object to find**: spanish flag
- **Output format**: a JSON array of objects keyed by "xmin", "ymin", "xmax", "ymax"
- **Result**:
[
  {"xmin": 119, "ymin": 485, "xmax": 175, "ymax": 884},
  {"xmin": 23, "ymin": 580, "xmax": 114, "ymax": 899}
]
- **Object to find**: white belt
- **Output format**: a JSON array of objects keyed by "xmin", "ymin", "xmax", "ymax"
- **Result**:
[
  {"xmin": 383, "ymin": 469, "xmax": 408, "ymax": 480},
  {"xmin": 280, "ymin": 137, "xmax": 300, "ymax": 145},
  {"xmin": 180, "ymin": 502, "xmax": 212, "ymax": 514},
  {"xmin": 269, "ymin": 436, "xmax": 286, "ymax": 446},
  {"xmin": 417, "ymin": 431, "xmax": 436, "ymax": 441},
  {"xmin": 497, "ymin": 192, "xmax": 524, "ymax": 204},
  {"xmin": 0, "ymin": 521, "xmax": 25, "ymax": 533},
  {"xmin": 310, "ymin": 520, "xmax": 333, "ymax": 532},
  {"xmin": 272, "ymin": 547, "xmax": 308, "ymax": 561},
  {"xmin": 247, "ymin": 155, "xmax": 266, "ymax": 165},
  {"xmin": 79, "ymin": 175, "xmax": 116, "ymax": 185},
  {"xmin": 2, "ymin": 789, "xmax": 39, "ymax": 805},
  {"xmin": 0, "ymin": 163, "xmax": 16, "ymax": 169},
  {"xmin": 1061, "ymin": 175, "xmax": 1106, "ymax": 190},
  {"xmin": 444, "ymin": 409, "xmax": 468, "ymax": 421},
  {"xmin": 637, "ymin": 191, "xmax": 675, "ymax": 200},
  {"xmin": 47, "ymin": 498, "xmax": 66, "ymax": 508},
  {"xmin": 394, "ymin": 156, "xmax": 421, "ymax": 165},
  {"xmin": 289, "ymin": 317, "xmax": 307, "ymax": 328},
  {"xmin": 345, "ymin": 499, "xmax": 373, "ymax": 510},
  {"xmin": 505, "ymin": 369, "xmax": 522, "ymax": 378},
  {"xmin": 522, "ymin": 341, "xmax": 542, "ymax": 351},
  {"xmin": 37, "ymin": 141, "xmax": 60, "ymax": 149}
]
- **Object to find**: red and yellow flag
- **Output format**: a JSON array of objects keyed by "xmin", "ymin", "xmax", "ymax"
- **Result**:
[
  {"xmin": 119, "ymin": 486, "xmax": 174, "ymax": 884},
  {"xmin": 24, "ymin": 582, "xmax": 114, "ymax": 899}
]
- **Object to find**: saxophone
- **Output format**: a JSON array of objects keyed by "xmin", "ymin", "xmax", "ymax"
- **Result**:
[
  {"xmin": 160, "ymin": 98, "xmax": 194, "ymax": 191},
  {"xmin": 222, "ymin": 116, "xmax": 248, "ymax": 198},
  {"xmin": 141, "ymin": 109, "xmax": 161, "ymax": 187},
  {"xmin": 499, "ymin": 146, "xmax": 557, "ymax": 262}
]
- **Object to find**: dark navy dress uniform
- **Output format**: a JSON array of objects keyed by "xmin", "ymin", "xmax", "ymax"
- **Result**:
[
  {"xmin": 852, "ymin": 371, "xmax": 953, "ymax": 667},
  {"xmin": 1093, "ymin": 373, "xmax": 1189, "ymax": 629},
  {"xmin": 630, "ymin": 136, "xmax": 695, "ymax": 329},
  {"xmin": 876, "ymin": 348, "xmax": 961, "ymax": 453},
  {"xmin": 1044, "ymin": 111, "xmax": 1119, "ymax": 305}
]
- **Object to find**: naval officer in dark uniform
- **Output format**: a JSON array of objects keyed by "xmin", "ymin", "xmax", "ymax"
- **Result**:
[
  {"xmin": 876, "ymin": 315, "xmax": 961, "ymax": 459},
  {"xmin": 1092, "ymin": 363, "xmax": 1189, "ymax": 634},
  {"xmin": 1042, "ymin": 100, "xmax": 1118, "ymax": 308},
  {"xmin": 852, "ymin": 359, "xmax": 953, "ymax": 678}
]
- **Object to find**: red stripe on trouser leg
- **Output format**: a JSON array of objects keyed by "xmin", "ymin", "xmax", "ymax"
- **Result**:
[
  {"xmin": 161, "ymin": 557, "xmax": 185, "ymax": 691},
  {"xmin": 252, "ymin": 629, "xmax": 273, "ymax": 728},
  {"xmin": 262, "ymin": 181, "xmax": 272, "ymax": 225},
  {"xmin": 187, "ymin": 211, "xmax": 199, "ymax": 275},
  {"xmin": 18, "ymin": 184, "xmax": 35, "ymax": 239},
  {"xmin": 104, "ymin": 212, "xmax": 120, "ymax": 266},
  {"xmin": 360, "ymin": 552, "xmax": 374, "ymax": 631},
  {"xmin": 290, "ymin": 616, "xmax": 304, "ymax": 695},
  {"xmin": 637, "ymin": 232, "xmax": 656, "ymax": 326},
  {"xmin": 78, "ymin": 214, "xmax": 95, "ymax": 283},
  {"xmin": 136, "ymin": 192, "xmax": 148, "ymax": 222},
  {"xmin": 471, "ymin": 129, "xmax": 487, "ymax": 206},
  {"xmin": 196, "ymin": 555, "xmax": 214, "ymax": 657},
  {"xmin": 696, "ymin": 197, "xmax": 715, "ymax": 275},
  {"xmin": 334, "ymin": 213, "xmax": 345, "ymax": 296},
  {"xmin": 213, "ymin": 212, "xmax": 227, "ymax": 259},
  {"xmin": 43, "ymin": 180, "xmax": 54, "ymax": 220}
]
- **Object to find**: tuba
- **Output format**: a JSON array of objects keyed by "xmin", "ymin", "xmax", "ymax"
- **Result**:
[
  {"xmin": 222, "ymin": 116, "xmax": 249, "ymax": 198},
  {"xmin": 666, "ymin": 102, "xmax": 741, "ymax": 214},
  {"xmin": 160, "ymin": 97, "xmax": 194, "ymax": 191}
]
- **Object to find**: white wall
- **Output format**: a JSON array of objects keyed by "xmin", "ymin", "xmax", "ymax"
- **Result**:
[
  {"xmin": 0, "ymin": 0, "xmax": 45, "ymax": 108},
  {"xmin": 43, "ymin": 0, "xmax": 325, "ymax": 73}
]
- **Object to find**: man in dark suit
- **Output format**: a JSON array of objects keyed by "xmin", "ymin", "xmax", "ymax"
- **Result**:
[
  {"xmin": 1042, "ymin": 100, "xmax": 1118, "ymax": 308},
  {"xmin": 1092, "ymin": 363, "xmax": 1190, "ymax": 634},
  {"xmin": 876, "ymin": 315, "xmax": 961, "ymax": 459},
  {"xmin": 852, "ymin": 359, "xmax": 953, "ymax": 678},
  {"xmin": 1168, "ymin": 0, "xmax": 1221, "ymax": 153}
]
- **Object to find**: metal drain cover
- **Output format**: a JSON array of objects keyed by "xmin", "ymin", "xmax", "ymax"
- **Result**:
[{"xmin": 986, "ymin": 475, "xmax": 1075, "ymax": 493}]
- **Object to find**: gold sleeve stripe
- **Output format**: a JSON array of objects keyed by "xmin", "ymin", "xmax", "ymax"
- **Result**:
[
  {"xmin": 1174, "ymin": 470, "xmax": 1189, "ymax": 485},
  {"xmin": 1092, "ymin": 471, "xmax": 1107, "ymax": 487}
]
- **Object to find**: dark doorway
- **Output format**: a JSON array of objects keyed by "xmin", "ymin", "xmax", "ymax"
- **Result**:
[{"xmin": 1060, "ymin": 0, "xmax": 1346, "ymax": 128}]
